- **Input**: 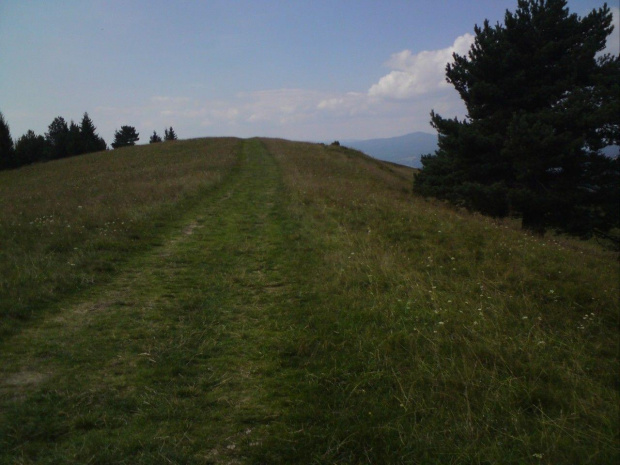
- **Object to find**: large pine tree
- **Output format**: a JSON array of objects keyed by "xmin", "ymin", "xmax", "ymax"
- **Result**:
[
  {"xmin": 415, "ymin": 0, "xmax": 619, "ymax": 237},
  {"xmin": 45, "ymin": 116, "xmax": 70, "ymax": 160},
  {"xmin": 79, "ymin": 112, "xmax": 107, "ymax": 153}
]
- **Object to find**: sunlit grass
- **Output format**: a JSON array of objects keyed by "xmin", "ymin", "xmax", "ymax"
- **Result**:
[{"xmin": 0, "ymin": 138, "xmax": 240, "ymax": 339}]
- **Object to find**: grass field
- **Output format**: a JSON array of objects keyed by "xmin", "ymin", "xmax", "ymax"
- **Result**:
[
  {"xmin": 0, "ymin": 138, "xmax": 240, "ymax": 339},
  {"xmin": 0, "ymin": 138, "xmax": 618, "ymax": 464}
]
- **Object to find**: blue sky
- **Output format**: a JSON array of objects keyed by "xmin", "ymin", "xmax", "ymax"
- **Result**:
[{"xmin": 1, "ymin": 0, "xmax": 618, "ymax": 143}]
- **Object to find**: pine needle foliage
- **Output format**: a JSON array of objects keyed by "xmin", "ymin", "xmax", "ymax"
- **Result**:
[{"xmin": 415, "ymin": 0, "xmax": 619, "ymax": 238}]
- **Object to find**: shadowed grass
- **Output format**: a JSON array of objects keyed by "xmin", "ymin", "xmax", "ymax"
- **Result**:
[{"xmin": 256, "ymin": 138, "xmax": 619, "ymax": 464}]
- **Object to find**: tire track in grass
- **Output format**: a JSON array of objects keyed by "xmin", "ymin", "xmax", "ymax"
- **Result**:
[{"xmin": 0, "ymin": 139, "xmax": 298, "ymax": 464}]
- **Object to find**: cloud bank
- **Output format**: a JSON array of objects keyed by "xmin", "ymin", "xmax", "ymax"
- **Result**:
[
  {"xmin": 368, "ymin": 34, "xmax": 475, "ymax": 99},
  {"xmin": 95, "ymin": 33, "xmax": 482, "ymax": 141}
]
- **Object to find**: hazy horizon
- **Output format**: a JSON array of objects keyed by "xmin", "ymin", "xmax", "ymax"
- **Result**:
[{"xmin": 1, "ymin": 0, "xmax": 618, "ymax": 144}]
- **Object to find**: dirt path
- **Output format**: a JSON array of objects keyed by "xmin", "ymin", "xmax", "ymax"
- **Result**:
[{"xmin": 0, "ymin": 139, "xmax": 299, "ymax": 463}]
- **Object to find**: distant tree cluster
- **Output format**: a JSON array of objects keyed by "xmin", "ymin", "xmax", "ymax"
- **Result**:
[
  {"xmin": 0, "ymin": 112, "xmax": 107, "ymax": 170},
  {"xmin": 1, "ymin": 113, "xmax": 182, "ymax": 169},
  {"xmin": 414, "ymin": 0, "xmax": 619, "ymax": 240},
  {"xmin": 149, "ymin": 126, "xmax": 178, "ymax": 144}
]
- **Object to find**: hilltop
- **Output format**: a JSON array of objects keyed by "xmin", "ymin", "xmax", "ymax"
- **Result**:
[{"xmin": 0, "ymin": 138, "xmax": 618, "ymax": 464}]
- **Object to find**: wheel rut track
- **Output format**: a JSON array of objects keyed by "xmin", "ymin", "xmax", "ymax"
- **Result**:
[{"xmin": 0, "ymin": 139, "xmax": 298, "ymax": 463}]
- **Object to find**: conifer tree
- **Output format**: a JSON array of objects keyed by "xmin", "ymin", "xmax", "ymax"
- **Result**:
[
  {"xmin": 79, "ymin": 112, "xmax": 107, "ymax": 153},
  {"xmin": 67, "ymin": 120, "xmax": 82, "ymax": 156},
  {"xmin": 415, "ymin": 0, "xmax": 619, "ymax": 237},
  {"xmin": 111, "ymin": 126, "xmax": 139, "ymax": 148},
  {"xmin": 164, "ymin": 126, "xmax": 177, "ymax": 141},
  {"xmin": 0, "ymin": 111, "xmax": 15, "ymax": 169},
  {"xmin": 150, "ymin": 131, "xmax": 162, "ymax": 143},
  {"xmin": 15, "ymin": 130, "xmax": 49, "ymax": 165},
  {"xmin": 45, "ymin": 116, "xmax": 70, "ymax": 159}
]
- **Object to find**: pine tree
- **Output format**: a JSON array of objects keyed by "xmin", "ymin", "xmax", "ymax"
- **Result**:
[
  {"xmin": 15, "ymin": 130, "xmax": 50, "ymax": 165},
  {"xmin": 0, "ymin": 111, "xmax": 15, "ymax": 170},
  {"xmin": 79, "ymin": 112, "xmax": 107, "ymax": 153},
  {"xmin": 164, "ymin": 126, "xmax": 177, "ymax": 141},
  {"xmin": 415, "ymin": 0, "xmax": 619, "ymax": 237},
  {"xmin": 67, "ymin": 120, "xmax": 82, "ymax": 156},
  {"xmin": 45, "ymin": 116, "xmax": 70, "ymax": 159},
  {"xmin": 111, "ymin": 126, "xmax": 139, "ymax": 149},
  {"xmin": 150, "ymin": 131, "xmax": 162, "ymax": 143}
]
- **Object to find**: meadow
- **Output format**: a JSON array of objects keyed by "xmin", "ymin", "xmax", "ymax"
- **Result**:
[
  {"xmin": 0, "ymin": 138, "xmax": 240, "ymax": 339},
  {"xmin": 0, "ymin": 138, "xmax": 618, "ymax": 464}
]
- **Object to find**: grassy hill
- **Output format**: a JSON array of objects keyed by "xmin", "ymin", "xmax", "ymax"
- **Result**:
[{"xmin": 0, "ymin": 138, "xmax": 618, "ymax": 464}]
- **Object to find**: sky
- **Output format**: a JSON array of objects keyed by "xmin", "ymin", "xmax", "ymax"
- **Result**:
[{"xmin": 1, "ymin": 0, "xmax": 618, "ymax": 144}]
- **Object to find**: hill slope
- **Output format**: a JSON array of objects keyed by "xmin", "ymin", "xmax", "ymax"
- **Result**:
[{"xmin": 0, "ymin": 138, "xmax": 618, "ymax": 464}]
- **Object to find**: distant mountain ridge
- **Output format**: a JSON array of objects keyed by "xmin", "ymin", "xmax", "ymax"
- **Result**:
[
  {"xmin": 341, "ymin": 132, "xmax": 438, "ymax": 168},
  {"xmin": 341, "ymin": 132, "xmax": 619, "ymax": 169}
]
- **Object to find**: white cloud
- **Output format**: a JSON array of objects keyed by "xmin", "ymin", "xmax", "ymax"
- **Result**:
[
  {"xmin": 94, "ymin": 35, "xmax": 477, "ymax": 141},
  {"xmin": 368, "ymin": 33, "xmax": 474, "ymax": 99},
  {"xmin": 316, "ymin": 92, "xmax": 376, "ymax": 117},
  {"xmin": 237, "ymin": 89, "xmax": 324, "ymax": 124}
]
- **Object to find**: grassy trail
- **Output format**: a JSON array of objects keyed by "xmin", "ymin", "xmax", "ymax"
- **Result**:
[
  {"xmin": 0, "ymin": 139, "xmax": 299, "ymax": 463},
  {"xmin": 1, "ymin": 138, "xmax": 618, "ymax": 464}
]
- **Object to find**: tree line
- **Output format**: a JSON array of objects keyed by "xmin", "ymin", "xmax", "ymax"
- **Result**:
[
  {"xmin": 414, "ymin": 0, "xmax": 619, "ymax": 242},
  {"xmin": 0, "ymin": 113, "xmax": 106, "ymax": 170},
  {"xmin": 0, "ymin": 112, "xmax": 178, "ymax": 170}
]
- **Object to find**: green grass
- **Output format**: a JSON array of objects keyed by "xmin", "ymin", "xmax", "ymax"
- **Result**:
[
  {"xmin": 0, "ymin": 138, "xmax": 618, "ymax": 464},
  {"xmin": 0, "ymin": 138, "xmax": 240, "ymax": 339}
]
